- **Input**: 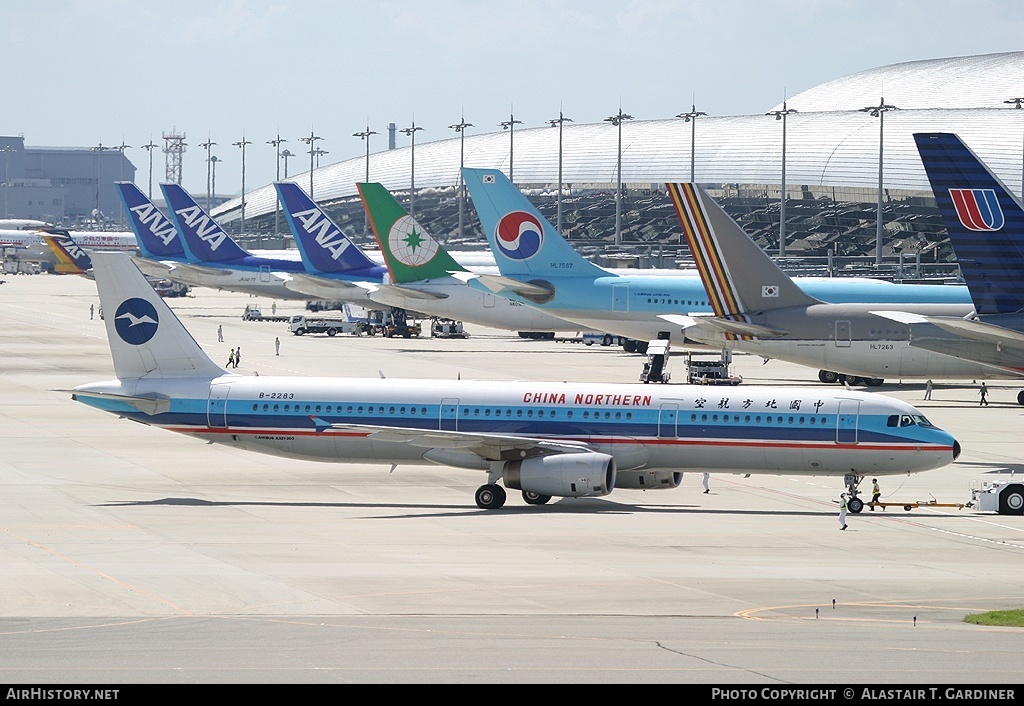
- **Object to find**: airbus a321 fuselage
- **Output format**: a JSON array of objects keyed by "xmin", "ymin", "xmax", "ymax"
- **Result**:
[{"xmin": 73, "ymin": 252, "xmax": 959, "ymax": 511}]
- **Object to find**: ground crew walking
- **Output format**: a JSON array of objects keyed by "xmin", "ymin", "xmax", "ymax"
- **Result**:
[
  {"xmin": 870, "ymin": 478, "xmax": 881, "ymax": 511},
  {"xmin": 227, "ymin": 348, "xmax": 236, "ymax": 368},
  {"xmin": 275, "ymin": 336, "xmax": 280, "ymax": 356},
  {"xmin": 702, "ymin": 473, "xmax": 710, "ymax": 494},
  {"xmin": 979, "ymin": 382, "xmax": 989, "ymax": 406},
  {"xmin": 839, "ymin": 494, "xmax": 848, "ymax": 530},
  {"xmin": 217, "ymin": 325, "xmax": 224, "ymax": 343},
  {"xmin": 924, "ymin": 379, "xmax": 932, "ymax": 400}
]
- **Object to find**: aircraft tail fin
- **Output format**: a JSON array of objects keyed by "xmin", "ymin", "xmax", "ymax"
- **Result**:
[
  {"xmin": 88, "ymin": 252, "xmax": 224, "ymax": 380},
  {"xmin": 666, "ymin": 183, "xmax": 819, "ymax": 315},
  {"xmin": 41, "ymin": 230, "xmax": 92, "ymax": 275},
  {"xmin": 461, "ymin": 168, "xmax": 607, "ymax": 279},
  {"xmin": 115, "ymin": 182, "xmax": 184, "ymax": 259},
  {"xmin": 914, "ymin": 132, "xmax": 1024, "ymax": 315},
  {"xmin": 160, "ymin": 183, "xmax": 249, "ymax": 263},
  {"xmin": 274, "ymin": 181, "xmax": 380, "ymax": 274},
  {"xmin": 357, "ymin": 182, "xmax": 466, "ymax": 283}
]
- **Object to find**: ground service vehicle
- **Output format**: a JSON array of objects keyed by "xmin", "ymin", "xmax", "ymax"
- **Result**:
[
  {"xmin": 969, "ymin": 479, "xmax": 1024, "ymax": 515},
  {"xmin": 289, "ymin": 315, "xmax": 363, "ymax": 337}
]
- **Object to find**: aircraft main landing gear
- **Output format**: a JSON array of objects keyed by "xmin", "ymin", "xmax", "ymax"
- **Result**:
[{"xmin": 475, "ymin": 483, "xmax": 507, "ymax": 510}]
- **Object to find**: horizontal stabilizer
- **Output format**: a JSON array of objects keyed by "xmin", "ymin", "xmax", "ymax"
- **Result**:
[
  {"xmin": 377, "ymin": 283, "xmax": 448, "ymax": 301},
  {"xmin": 693, "ymin": 317, "xmax": 789, "ymax": 338},
  {"xmin": 70, "ymin": 390, "xmax": 171, "ymax": 416},
  {"xmin": 927, "ymin": 316, "xmax": 1024, "ymax": 346},
  {"xmin": 870, "ymin": 310, "xmax": 932, "ymax": 325},
  {"xmin": 472, "ymin": 273, "xmax": 554, "ymax": 299}
]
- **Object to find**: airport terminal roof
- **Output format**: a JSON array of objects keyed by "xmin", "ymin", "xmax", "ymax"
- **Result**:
[{"xmin": 215, "ymin": 51, "xmax": 1024, "ymax": 224}]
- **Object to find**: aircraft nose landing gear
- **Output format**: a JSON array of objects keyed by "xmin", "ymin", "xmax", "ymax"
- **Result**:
[{"xmin": 843, "ymin": 473, "xmax": 865, "ymax": 513}]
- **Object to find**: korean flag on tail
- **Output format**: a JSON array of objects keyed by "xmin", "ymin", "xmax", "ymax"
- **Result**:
[
  {"xmin": 482, "ymin": 174, "xmax": 496, "ymax": 184},
  {"xmin": 762, "ymin": 285, "xmax": 779, "ymax": 298}
]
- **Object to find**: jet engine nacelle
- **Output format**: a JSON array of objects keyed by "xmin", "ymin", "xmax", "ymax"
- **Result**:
[
  {"xmin": 502, "ymin": 453, "xmax": 616, "ymax": 498},
  {"xmin": 614, "ymin": 469, "xmax": 683, "ymax": 490}
]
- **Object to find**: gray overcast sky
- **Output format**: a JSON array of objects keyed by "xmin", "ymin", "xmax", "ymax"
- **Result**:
[{"xmin": 2, "ymin": 0, "xmax": 1021, "ymax": 197}]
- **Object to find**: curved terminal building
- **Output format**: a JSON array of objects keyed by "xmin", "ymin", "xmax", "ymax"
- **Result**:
[{"xmin": 216, "ymin": 51, "xmax": 1024, "ymax": 272}]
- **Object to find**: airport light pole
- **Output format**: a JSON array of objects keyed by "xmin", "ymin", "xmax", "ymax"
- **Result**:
[
  {"xmin": 140, "ymin": 140, "xmax": 158, "ymax": 199},
  {"xmin": 209, "ymin": 155, "xmax": 220, "ymax": 205},
  {"xmin": 299, "ymin": 130, "xmax": 322, "ymax": 198},
  {"xmin": 400, "ymin": 121, "xmax": 424, "ymax": 217},
  {"xmin": 860, "ymin": 97, "xmax": 897, "ymax": 269},
  {"xmin": 90, "ymin": 142, "xmax": 110, "ymax": 224},
  {"xmin": 1, "ymin": 145, "xmax": 14, "ymax": 218},
  {"xmin": 112, "ymin": 141, "xmax": 131, "ymax": 228},
  {"xmin": 232, "ymin": 136, "xmax": 252, "ymax": 240},
  {"xmin": 604, "ymin": 108, "xmax": 633, "ymax": 246},
  {"xmin": 766, "ymin": 101, "xmax": 797, "ymax": 258},
  {"xmin": 676, "ymin": 103, "xmax": 706, "ymax": 183},
  {"xmin": 280, "ymin": 149, "xmax": 294, "ymax": 179},
  {"xmin": 267, "ymin": 134, "xmax": 286, "ymax": 237},
  {"xmin": 546, "ymin": 111, "xmax": 573, "ymax": 233},
  {"xmin": 449, "ymin": 115, "xmax": 473, "ymax": 239},
  {"xmin": 498, "ymin": 111, "xmax": 523, "ymax": 183},
  {"xmin": 354, "ymin": 125, "xmax": 378, "ymax": 236},
  {"xmin": 313, "ymin": 148, "xmax": 328, "ymax": 168},
  {"xmin": 1005, "ymin": 97, "xmax": 1024, "ymax": 198},
  {"xmin": 198, "ymin": 138, "xmax": 216, "ymax": 211}
]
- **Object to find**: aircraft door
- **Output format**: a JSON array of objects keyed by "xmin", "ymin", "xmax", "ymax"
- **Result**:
[
  {"xmin": 207, "ymin": 384, "xmax": 230, "ymax": 428},
  {"xmin": 483, "ymin": 293, "xmax": 495, "ymax": 309},
  {"xmin": 835, "ymin": 320, "xmax": 852, "ymax": 347},
  {"xmin": 836, "ymin": 399, "xmax": 859, "ymax": 444},
  {"xmin": 440, "ymin": 398, "xmax": 459, "ymax": 431},
  {"xmin": 612, "ymin": 285, "xmax": 629, "ymax": 312},
  {"xmin": 658, "ymin": 403, "xmax": 678, "ymax": 438},
  {"xmin": 259, "ymin": 265, "xmax": 272, "ymax": 282}
]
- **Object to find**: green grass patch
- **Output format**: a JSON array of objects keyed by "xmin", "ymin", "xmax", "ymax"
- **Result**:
[{"xmin": 964, "ymin": 609, "xmax": 1024, "ymax": 627}]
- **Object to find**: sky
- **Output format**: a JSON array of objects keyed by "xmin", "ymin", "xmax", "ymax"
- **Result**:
[{"xmin": 3, "ymin": 0, "xmax": 1021, "ymax": 197}]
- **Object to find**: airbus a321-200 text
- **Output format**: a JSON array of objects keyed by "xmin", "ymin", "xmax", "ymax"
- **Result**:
[{"xmin": 72, "ymin": 252, "xmax": 959, "ymax": 511}]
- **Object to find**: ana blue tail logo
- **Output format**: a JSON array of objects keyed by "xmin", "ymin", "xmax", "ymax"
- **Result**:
[
  {"xmin": 495, "ymin": 211, "xmax": 544, "ymax": 261},
  {"xmin": 114, "ymin": 298, "xmax": 159, "ymax": 345},
  {"xmin": 949, "ymin": 189, "xmax": 1004, "ymax": 231}
]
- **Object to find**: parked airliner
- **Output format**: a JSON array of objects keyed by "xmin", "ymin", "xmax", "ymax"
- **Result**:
[
  {"xmin": 460, "ymin": 168, "xmax": 973, "ymax": 361},
  {"xmin": 874, "ymin": 132, "xmax": 1024, "ymax": 404},
  {"xmin": 73, "ymin": 252, "xmax": 959, "ymax": 511}
]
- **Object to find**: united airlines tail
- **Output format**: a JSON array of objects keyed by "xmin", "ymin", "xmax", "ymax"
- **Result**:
[
  {"xmin": 357, "ymin": 182, "xmax": 465, "ymax": 283},
  {"xmin": 40, "ymin": 230, "xmax": 93, "ymax": 275},
  {"xmin": 275, "ymin": 181, "xmax": 381, "ymax": 275},
  {"xmin": 160, "ymin": 183, "xmax": 250, "ymax": 263},
  {"xmin": 914, "ymin": 133, "xmax": 1024, "ymax": 315},
  {"xmin": 666, "ymin": 182, "xmax": 819, "ymax": 315},
  {"xmin": 87, "ymin": 252, "xmax": 224, "ymax": 381},
  {"xmin": 115, "ymin": 182, "xmax": 184, "ymax": 259},
  {"xmin": 461, "ymin": 167, "xmax": 606, "ymax": 280}
]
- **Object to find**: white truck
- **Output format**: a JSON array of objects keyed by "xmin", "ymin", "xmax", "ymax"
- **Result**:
[
  {"xmin": 968, "ymin": 479, "xmax": 1024, "ymax": 515},
  {"xmin": 288, "ymin": 315, "xmax": 363, "ymax": 337}
]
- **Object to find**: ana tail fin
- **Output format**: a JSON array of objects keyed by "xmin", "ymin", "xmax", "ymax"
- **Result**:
[
  {"xmin": 357, "ymin": 182, "xmax": 466, "ymax": 283},
  {"xmin": 274, "ymin": 181, "xmax": 380, "ymax": 275},
  {"xmin": 41, "ymin": 230, "xmax": 92, "ymax": 274},
  {"xmin": 461, "ymin": 167, "xmax": 606, "ymax": 279},
  {"xmin": 914, "ymin": 132, "xmax": 1024, "ymax": 315},
  {"xmin": 115, "ymin": 182, "xmax": 184, "ymax": 259},
  {"xmin": 666, "ymin": 182, "xmax": 818, "ymax": 315},
  {"xmin": 90, "ymin": 251, "xmax": 224, "ymax": 380},
  {"xmin": 160, "ymin": 183, "xmax": 249, "ymax": 262}
]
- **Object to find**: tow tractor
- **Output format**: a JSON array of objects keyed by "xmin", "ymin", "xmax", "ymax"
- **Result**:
[{"xmin": 968, "ymin": 479, "xmax": 1024, "ymax": 515}]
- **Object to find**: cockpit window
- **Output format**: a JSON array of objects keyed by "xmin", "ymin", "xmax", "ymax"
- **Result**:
[{"xmin": 912, "ymin": 415, "xmax": 934, "ymax": 428}]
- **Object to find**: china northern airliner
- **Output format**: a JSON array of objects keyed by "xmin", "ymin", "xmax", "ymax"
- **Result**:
[{"xmin": 72, "ymin": 252, "xmax": 960, "ymax": 511}]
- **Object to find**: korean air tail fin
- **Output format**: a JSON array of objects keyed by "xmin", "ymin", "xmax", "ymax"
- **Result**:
[
  {"xmin": 461, "ymin": 167, "xmax": 607, "ymax": 279},
  {"xmin": 274, "ymin": 182, "xmax": 380, "ymax": 275},
  {"xmin": 160, "ymin": 183, "xmax": 249, "ymax": 262},
  {"xmin": 41, "ymin": 230, "xmax": 92, "ymax": 275},
  {"xmin": 357, "ymin": 182, "xmax": 466, "ymax": 283},
  {"xmin": 914, "ymin": 132, "xmax": 1024, "ymax": 315},
  {"xmin": 115, "ymin": 182, "xmax": 184, "ymax": 259},
  {"xmin": 88, "ymin": 252, "xmax": 224, "ymax": 380},
  {"xmin": 666, "ymin": 183, "xmax": 819, "ymax": 315}
]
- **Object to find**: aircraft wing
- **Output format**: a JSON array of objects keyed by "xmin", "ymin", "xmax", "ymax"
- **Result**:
[{"xmin": 325, "ymin": 421, "xmax": 591, "ymax": 460}]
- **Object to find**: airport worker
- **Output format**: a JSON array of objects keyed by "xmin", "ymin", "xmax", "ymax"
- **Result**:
[
  {"xmin": 702, "ymin": 473, "xmax": 710, "ymax": 494},
  {"xmin": 235, "ymin": 347, "xmax": 241, "ymax": 368},
  {"xmin": 275, "ymin": 337, "xmax": 280, "ymax": 356},
  {"xmin": 871, "ymin": 478, "xmax": 881, "ymax": 511},
  {"xmin": 90, "ymin": 303, "xmax": 94, "ymax": 320},
  {"xmin": 218, "ymin": 325, "xmax": 224, "ymax": 343},
  {"xmin": 839, "ymin": 494, "xmax": 848, "ymax": 530},
  {"xmin": 227, "ymin": 349, "xmax": 236, "ymax": 368},
  {"xmin": 924, "ymin": 379, "xmax": 933, "ymax": 400},
  {"xmin": 272, "ymin": 302, "xmax": 277, "ymax": 316},
  {"xmin": 979, "ymin": 382, "xmax": 989, "ymax": 406}
]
